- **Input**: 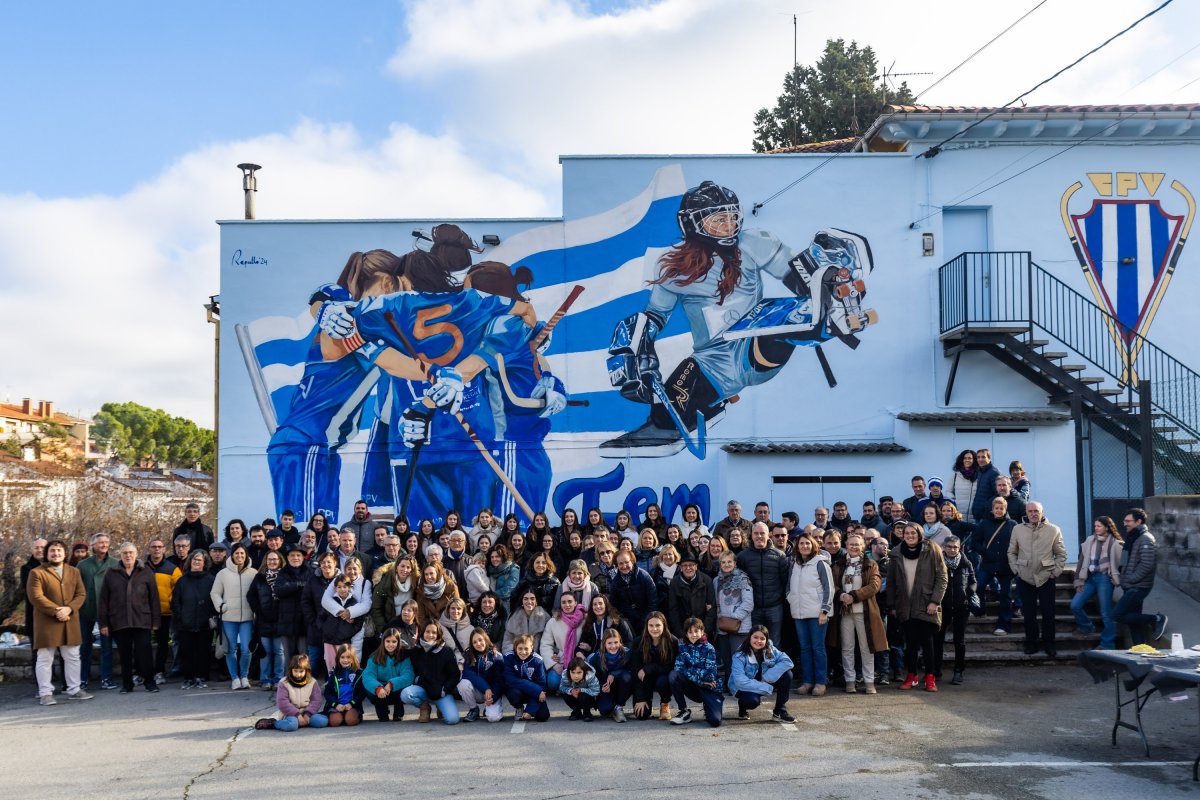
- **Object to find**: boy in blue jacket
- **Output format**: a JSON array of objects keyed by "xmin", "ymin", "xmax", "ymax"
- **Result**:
[
  {"xmin": 503, "ymin": 633, "xmax": 550, "ymax": 722},
  {"xmin": 669, "ymin": 617, "xmax": 723, "ymax": 727}
]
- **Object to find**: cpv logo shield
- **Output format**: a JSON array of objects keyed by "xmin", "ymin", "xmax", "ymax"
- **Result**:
[{"xmin": 1060, "ymin": 172, "xmax": 1194, "ymax": 380}]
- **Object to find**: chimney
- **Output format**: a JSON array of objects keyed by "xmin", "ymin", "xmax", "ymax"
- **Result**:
[
  {"xmin": 42, "ymin": 401, "xmax": 54, "ymax": 419},
  {"xmin": 21, "ymin": 398, "xmax": 31, "ymax": 414}
]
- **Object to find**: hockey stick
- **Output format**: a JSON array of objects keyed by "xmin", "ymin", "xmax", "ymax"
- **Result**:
[
  {"xmin": 815, "ymin": 345, "xmax": 837, "ymax": 388},
  {"xmin": 383, "ymin": 311, "xmax": 536, "ymax": 519},
  {"xmin": 531, "ymin": 284, "xmax": 585, "ymax": 352},
  {"xmin": 649, "ymin": 375, "xmax": 706, "ymax": 459}
]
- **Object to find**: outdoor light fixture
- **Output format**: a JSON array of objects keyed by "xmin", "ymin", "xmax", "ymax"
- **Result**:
[
  {"xmin": 482, "ymin": 234, "xmax": 501, "ymax": 246},
  {"xmin": 922, "ymin": 232, "xmax": 935, "ymax": 257}
]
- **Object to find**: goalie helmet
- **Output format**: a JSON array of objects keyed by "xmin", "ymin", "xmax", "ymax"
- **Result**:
[{"xmin": 677, "ymin": 181, "xmax": 742, "ymax": 248}]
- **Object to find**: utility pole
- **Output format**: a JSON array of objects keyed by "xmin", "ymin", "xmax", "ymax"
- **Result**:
[{"xmin": 205, "ymin": 296, "xmax": 220, "ymax": 508}]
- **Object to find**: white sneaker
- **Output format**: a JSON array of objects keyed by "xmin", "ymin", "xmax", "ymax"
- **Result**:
[
  {"xmin": 670, "ymin": 708, "xmax": 692, "ymax": 725},
  {"xmin": 232, "ymin": 679, "xmax": 241, "ymax": 691}
]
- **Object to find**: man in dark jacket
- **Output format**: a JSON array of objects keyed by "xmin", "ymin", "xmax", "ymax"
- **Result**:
[
  {"xmin": 174, "ymin": 503, "xmax": 214, "ymax": 552},
  {"xmin": 342, "ymin": 500, "xmax": 376, "ymax": 553},
  {"xmin": 98, "ymin": 542, "xmax": 161, "ymax": 693},
  {"xmin": 973, "ymin": 496, "xmax": 1017, "ymax": 635},
  {"xmin": 610, "ymin": 551, "xmax": 657, "ymax": 631},
  {"xmin": 736, "ymin": 522, "xmax": 790, "ymax": 644},
  {"xmin": 829, "ymin": 502, "xmax": 856, "ymax": 533},
  {"xmin": 935, "ymin": 536, "xmax": 976, "ymax": 686},
  {"xmin": 667, "ymin": 554, "xmax": 717, "ymax": 638},
  {"xmin": 970, "ymin": 449, "xmax": 1002, "ymax": 522},
  {"xmin": 1114, "ymin": 508, "xmax": 1167, "ymax": 645},
  {"xmin": 712, "ymin": 500, "xmax": 752, "ymax": 542},
  {"xmin": 992, "ymin": 476, "xmax": 1027, "ymax": 524}
]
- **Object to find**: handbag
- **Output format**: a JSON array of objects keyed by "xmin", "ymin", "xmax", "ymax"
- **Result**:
[
  {"xmin": 362, "ymin": 615, "xmax": 377, "ymax": 639},
  {"xmin": 717, "ymin": 616, "xmax": 741, "ymax": 634}
]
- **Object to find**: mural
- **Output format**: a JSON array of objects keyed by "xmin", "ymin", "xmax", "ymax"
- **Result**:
[{"xmin": 230, "ymin": 166, "xmax": 879, "ymax": 527}]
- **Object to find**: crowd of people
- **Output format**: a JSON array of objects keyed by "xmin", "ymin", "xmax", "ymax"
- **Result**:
[{"xmin": 22, "ymin": 449, "xmax": 1170, "ymax": 730}]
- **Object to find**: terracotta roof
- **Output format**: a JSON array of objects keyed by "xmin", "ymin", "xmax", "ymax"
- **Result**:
[
  {"xmin": 0, "ymin": 403, "xmax": 88, "ymax": 426},
  {"xmin": 897, "ymin": 410, "xmax": 1070, "ymax": 424},
  {"xmin": 721, "ymin": 442, "xmax": 910, "ymax": 454},
  {"xmin": 766, "ymin": 137, "xmax": 859, "ymax": 154},
  {"xmin": 883, "ymin": 103, "xmax": 1200, "ymax": 115}
]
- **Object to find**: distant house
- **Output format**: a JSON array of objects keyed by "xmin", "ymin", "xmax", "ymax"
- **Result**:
[{"xmin": 0, "ymin": 398, "xmax": 103, "ymax": 461}]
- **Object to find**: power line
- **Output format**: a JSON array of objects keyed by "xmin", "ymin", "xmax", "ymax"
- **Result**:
[
  {"xmin": 906, "ymin": 113, "xmax": 1133, "ymax": 229},
  {"xmin": 917, "ymin": 0, "xmax": 1176, "ymax": 159},
  {"xmin": 913, "ymin": 0, "xmax": 1051, "ymax": 102},
  {"xmin": 1119, "ymin": 40, "xmax": 1200, "ymax": 98}
]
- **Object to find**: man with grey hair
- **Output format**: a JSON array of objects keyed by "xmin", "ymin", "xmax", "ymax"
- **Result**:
[
  {"xmin": 712, "ymin": 500, "xmax": 751, "ymax": 542},
  {"xmin": 737, "ymin": 521, "xmax": 790, "ymax": 644},
  {"xmin": 992, "ymin": 476, "xmax": 1027, "ymax": 524},
  {"xmin": 336, "ymin": 528, "xmax": 371, "ymax": 575},
  {"xmin": 77, "ymin": 532, "xmax": 118, "ymax": 690},
  {"xmin": 98, "ymin": 542, "xmax": 161, "ymax": 693},
  {"xmin": 1007, "ymin": 502, "xmax": 1066, "ymax": 656}
]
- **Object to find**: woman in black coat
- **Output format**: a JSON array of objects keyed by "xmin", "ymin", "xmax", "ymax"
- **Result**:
[
  {"xmin": 401, "ymin": 622, "xmax": 463, "ymax": 723},
  {"xmin": 247, "ymin": 550, "xmax": 286, "ymax": 689},
  {"xmin": 300, "ymin": 552, "xmax": 339, "ymax": 678},
  {"xmin": 171, "ymin": 550, "xmax": 216, "ymax": 688}
]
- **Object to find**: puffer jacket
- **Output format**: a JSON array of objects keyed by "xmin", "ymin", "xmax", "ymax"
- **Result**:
[
  {"xmin": 948, "ymin": 470, "xmax": 978, "ymax": 522},
  {"xmin": 1007, "ymin": 518, "xmax": 1067, "ymax": 587},
  {"xmin": 970, "ymin": 462, "xmax": 1002, "ymax": 521},
  {"xmin": 786, "ymin": 551, "xmax": 834, "ymax": 619},
  {"xmin": 673, "ymin": 638, "xmax": 718, "ymax": 686},
  {"xmin": 736, "ymin": 544, "xmax": 790, "ymax": 608},
  {"xmin": 487, "ymin": 561, "xmax": 521, "ymax": 605},
  {"xmin": 608, "ymin": 567, "xmax": 657, "ymax": 630},
  {"xmin": 301, "ymin": 570, "xmax": 335, "ymax": 644},
  {"xmin": 942, "ymin": 556, "xmax": 977, "ymax": 610},
  {"xmin": 146, "ymin": 557, "xmax": 181, "ymax": 616},
  {"xmin": 728, "ymin": 643, "xmax": 794, "ymax": 695},
  {"xmin": 1119, "ymin": 526, "xmax": 1158, "ymax": 590},
  {"xmin": 361, "ymin": 653, "xmax": 415, "ymax": 695},
  {"xmin": 210, "ymin": 561, "xmax": 258, "ymax": 622},
  {"xmin": 714, "ymin": 568, "xmax": 754, "ymax": 635},
  {"xmin": 886, "ymin": 540, "xmax": 948, "ymax": 626},
  {"xmin": 171, "ymin": 569, "xmax": 216, "ymax": 632},
  {"xmin": 515, "ymin": 571, "xmax": 561, "ymax": 615}
]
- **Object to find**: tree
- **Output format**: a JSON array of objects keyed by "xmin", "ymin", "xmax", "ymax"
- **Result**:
[
  {"xmin": 92, "ymin": 401, "xmax": 215, "ymax": 473},
  {"xmin": 752, "ymin": 38, "xmax": 915, "ymax": 152}
]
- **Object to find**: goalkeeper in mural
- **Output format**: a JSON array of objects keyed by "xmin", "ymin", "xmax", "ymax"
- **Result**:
[{"xmin": 602, "ymin": 180, "xmax": 877, "ymax": 458}]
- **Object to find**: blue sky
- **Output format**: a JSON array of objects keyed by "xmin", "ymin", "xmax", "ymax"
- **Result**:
[{"xmin": 2, "ymin": 0, "xmax": 1197, "ymax": 426}]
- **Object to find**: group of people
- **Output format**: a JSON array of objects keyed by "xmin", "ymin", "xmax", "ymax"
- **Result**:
[{"xmin": 22, "ymin": 449, "xmax": 1170, "ymax": 728}]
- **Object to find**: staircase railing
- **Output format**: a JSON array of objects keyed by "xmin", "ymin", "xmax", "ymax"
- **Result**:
[{"xmin": 938, "ymin": 252, "xmax": 1200, "ymax": 442}]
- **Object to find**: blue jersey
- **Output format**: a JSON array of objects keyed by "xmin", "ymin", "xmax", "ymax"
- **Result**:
[
  {"xmin": 354, "ymin": 289, "xmax": 513, "ymax": 463},
  {"xmin": 477, "ymin": 315, "xmax": 552, "ymax": 443},
  {"xmin": 272, "ymin": 285, "xmax": 378, "ymax": 450}
]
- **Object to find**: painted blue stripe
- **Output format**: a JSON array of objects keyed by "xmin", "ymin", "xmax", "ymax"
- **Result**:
[
  {"xmin": 1116, "ymin": 203, "xmax": 1139, "ymax": 330},
  {"xmin": 544, "ymin": 289, "xmax": 691, "ymax": 356},
  {"xmin": 548, "ymin": 389, "xmax": 647, "ymax": 434},
  {"xmin": 1149, "ymin": 202, "xmax": 1170, "ymax": 279},
  {"xmin": 1084, "ymin": 205, "xmax": 1105, "ymax": 282},
  {"xmin": 513, "ymin": 196, "xmax": 683, "ymax": 285},
  {"xmin": 255, "ymin": 336, "xmax": 314, "ymax": 368}
]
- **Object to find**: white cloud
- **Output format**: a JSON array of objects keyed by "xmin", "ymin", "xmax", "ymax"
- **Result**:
[{"xmin": 0, "ymin": 120, "xmax": 551, "ymax": 427}]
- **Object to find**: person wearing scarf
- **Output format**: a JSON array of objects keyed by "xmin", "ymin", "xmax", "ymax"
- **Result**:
[
  {"xmin": 828, "ymin": 534, "xmax": 887, "ymax": 694},
  {"xmin": 934, "ymin": 535, "xmax": 975, "ymax": 685},
  {"xmin": 471, "ymin": 591, "xmax": 508, "ymax": 645},
  {"xmin": 541, "ymin": 593, "xmax": 586, "ymax": 693},
  {"xmin": 886, "ymin": 523, "xmax": 947, "ymax": 692},
  {"xmin": 371, "ymin": 556, "xmax": 417, "ymax": 633},
  {"xmin": 1071, "ymin": 517, "xmax": 1122, "ymax": 650},
  {"xmin": 554, "ymin": 560, "xmax": 597, "ymax": 612},
  {"xmin": 438, "ymin": 599, "xmax": 474, "ymax": 668},
  {"xmin": 416, "ymin": 563, "xmax": 460, "ymax": 625},
  {"xmin": 248, "ymin": 550, "xmax": 286, "ymax": 689}
]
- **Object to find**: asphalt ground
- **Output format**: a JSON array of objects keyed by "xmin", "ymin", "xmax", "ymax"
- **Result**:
[{"xmin": 2, "ymin": 663, "xmax": 1198, "ymax": 799}]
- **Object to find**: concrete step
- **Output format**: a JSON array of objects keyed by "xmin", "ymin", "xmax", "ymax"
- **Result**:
[
  {"xmin": 961, "ymin": 631, "xmax": 1100, "ymax": 652},
  {"xmin": 1060, "ymin": 364, "xmax": 1085, "ymax": 373},
  {"xmin": 961, "ymin": 649, "xmax": 1088, "ymax": 665},
  {"xmin": 1079, "ymin": 376, "xmax": 1104, "ymax": 385}
]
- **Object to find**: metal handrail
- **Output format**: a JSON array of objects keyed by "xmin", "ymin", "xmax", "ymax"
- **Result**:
[{"xmin": 938, "ymin": 252, "xmax": 1200, "ymax": 443}]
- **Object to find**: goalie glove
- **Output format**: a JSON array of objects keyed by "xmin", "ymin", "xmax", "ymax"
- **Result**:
[
  {"xmin": 400, "ymin": 404, "xmax": 433, "ymax": 448},
  {"xmin": 423, "ymin": 365, "xmax": 464, "ymax": 415},
  {"xmin": 315, "ymin": 300, "xmax": 356, "ymax": 339},
  {"xmin": 606, "ymin": 311, "xmax": 664, "ymax": 404},
  {"xmin": 531, "ymin": 374, "xmax": 567, "ymax": 418}
]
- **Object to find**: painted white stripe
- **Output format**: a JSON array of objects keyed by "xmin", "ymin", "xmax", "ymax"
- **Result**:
[
  {"xmin": 488, "ymin": 165, "xmax": 685, "ymax": 265},
  {"xmin": 544, "ymin": 332, "xmax": 692, "ymax": 395},
  {"xmin": 262, "ymin": 363, "xmax": 306, "ymax": 393},
  {"xmin": 940, "ymin": 761, "xmax": 1192, "ymax": 768},
  {"xmin": 1101, "ymin": 203, "xmax": 1118, "ymax": 308},
  {"xmin": 526, "ymin": 248, "xmax": 670, "ymax": 319},
  {"xmin": 510, "ymin": 719, "xmax": 526, "ymax": 734},
  {"xmin": 324, "ymin": 367, "xmax": 381, "ymax": 446},
  {"xmin": 777, "ymin": 721, "xmax": 798, "ymax": 731},
  {"xmin": 247, "ymin": 309, "xmax": 317, "ymax": 343},
  {"xmin": 1136, "ymin": 202, "xmax": 1154, "ymax": 317}
]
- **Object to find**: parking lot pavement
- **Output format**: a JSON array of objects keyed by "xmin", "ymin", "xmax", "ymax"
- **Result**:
[{"xmin": 2, "ymin": 665, "xmax": 1198, "ymax": 799}]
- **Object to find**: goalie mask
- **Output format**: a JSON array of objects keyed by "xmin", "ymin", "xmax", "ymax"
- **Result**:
[{"xmin": 677, "ymin": 181, "xmax": 742, "ymax": 248}]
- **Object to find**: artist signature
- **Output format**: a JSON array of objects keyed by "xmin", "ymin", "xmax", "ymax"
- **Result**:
[{"xmin": 232, "ymin": 249, "xmax": 268, "ymax": 267}]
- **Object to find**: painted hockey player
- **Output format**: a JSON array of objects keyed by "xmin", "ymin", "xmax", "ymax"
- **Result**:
[{"xmin": 601, "ymin": 180, "xmax": 875, "ymax": 457}]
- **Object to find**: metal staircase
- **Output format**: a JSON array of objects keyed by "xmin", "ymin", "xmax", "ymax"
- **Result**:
[{"xmin": 938, "ymin": 252, "xmax": 1200, "ymax": 494}]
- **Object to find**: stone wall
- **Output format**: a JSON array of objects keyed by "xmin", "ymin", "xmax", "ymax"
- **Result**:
[{"xmin": 1145, "ymin": 494, "xmax": 1200, "ymax": 603}]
